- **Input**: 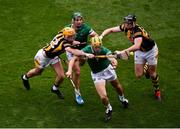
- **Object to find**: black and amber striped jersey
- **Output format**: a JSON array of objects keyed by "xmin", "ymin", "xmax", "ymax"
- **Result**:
[
  {"xmin": 119, "ymin": 23, "xmax": 155, "ymax": 51},
  {"xmin": 43, "ymin": 32, "xmax": 72, "ymax": 58}
]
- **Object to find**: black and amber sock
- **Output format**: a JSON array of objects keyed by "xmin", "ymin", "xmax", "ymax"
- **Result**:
[
  {"xmin": 151, "ymin": 75, "xmax": 160, "ymax": 90},
  {"xmin": 143, "ymin": 63, "xmax": 148, "ymax": 73},
  {"xmin": 144, "ymin": 63, "xmax": 150, "ymax": 79}
]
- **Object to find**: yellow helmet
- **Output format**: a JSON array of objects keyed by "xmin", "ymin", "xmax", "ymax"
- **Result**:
[
  {"xmin": 62, "ymin": 27, "xmax": 75, "ymax": 36},
  {"xmin": 91, "ymin": 36, "xmax": 102, "ymax": 47}
]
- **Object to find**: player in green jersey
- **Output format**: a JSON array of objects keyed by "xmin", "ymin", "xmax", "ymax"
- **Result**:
[
  {"xmin": 66, "ymin": 36, "xmax": 128, "ymax": 122},
  {"xmin": 65, "ymin": 12, "xmax": 97, "ymax": 104}
]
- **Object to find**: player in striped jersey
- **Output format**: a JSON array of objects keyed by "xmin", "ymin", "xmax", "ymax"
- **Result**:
[
  {"xmin": 21, "ymin": 27, "xmax": 94, "ymax": 99},
  {"xmin": 100, "ymin": 14, "xmax": 161, "ymax": 101}
]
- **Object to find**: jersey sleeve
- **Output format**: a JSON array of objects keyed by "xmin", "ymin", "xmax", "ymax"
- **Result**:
[
  {"xmin": 89, "ymin": 28, "xmax": 95, "ymax": 35},
  {"xmin": 85, "ymin": 24, "xmax": 94, "ymax": 35},
  {"xmin": 102, "ymin": 47, "xmax": 112, "ymax": 55},
  {"xmin": 63, "ymin": 41, "xmax": 72, "ymax": 48},
  {"xmin": 119, "ymin": 23, "xmax": 125, "ymax": 31},
  {"xmin": 81, "ymin": 45, "xmax": 90, "ymax": 53},
  {"xmin": 134, "ymin": 27, "xmax": 143, "ymax": 38}
]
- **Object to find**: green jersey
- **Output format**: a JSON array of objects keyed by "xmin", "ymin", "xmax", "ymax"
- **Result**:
[
  {"xmin": 66, "ymin": 23, "xmax": 94, "ymax": 49},
  {"xmin": 81, "ymin": 45, "xmax": 112, "ymax": 73}
]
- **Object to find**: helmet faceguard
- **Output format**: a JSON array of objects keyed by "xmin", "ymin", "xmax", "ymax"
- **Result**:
[{"xmin": 91, "ymin": 36, "xmax": 102, "ymax": 48}]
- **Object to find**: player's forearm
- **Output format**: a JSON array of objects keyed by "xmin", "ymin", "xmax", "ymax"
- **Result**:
[
  {"xmin": 125, "ymin": 45, "xmax": 140, "ymax": 52},
  {"xmin": 126, "ymin": 37, "xmax": 142, "ymax": 52},
  {"xmin": 66, "ymin": 47, "xmax": 86, "ymax": 56},
  {"xmin": 67, "ymin": 57, "xmax": 76, "ymax": 73},
  {"xmin": 109, "ymin": 58, "xmax": 118, "ymax": 68},
  {"xmin": 108, "ymin": 57, "xmax": 114, "ymax": 62},
  {"xmin": 125, "ymin": 40, "xmax": 142, "ymax": 52},
  {"xmin": 72, "ymin": 49, "xmax": 86, "ymax": 56},
  {"xmin": 101, "ymin": 26, "xmax": 120, "ymax": 38},
  {"xmin": 101, "ymin": 28, "xmax": 112, "ymax": 37}
]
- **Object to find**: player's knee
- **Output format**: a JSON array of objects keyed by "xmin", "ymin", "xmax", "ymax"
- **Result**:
[
  {"xmin": 101, "ymin": 95, "xmax": 109, "ymax": 105},
  {"xmin": 61, "ymin": 74, "xmax": 65, "ymax": 80},
  {"xmin": 75, "ymin": 70, "xmax": 81, "ymax": 76},
  {"xmin": 73, "ymin": 65, "xmax": 81, "ymax": 76},
  {"xmin": 62, "ymin": 74, "xmax": 65, "ymax": 80},
  {"xmin": 135, "ymin": 72, "xmax": 143, "ymax": 79},
  {"xmin": 57, "ymin": 73, "xmax": 65, "ymax": 80},
  {"xmin": 149, "ymin": 71, "xmax": 156, "ymax": 78},
  {"xmin": 101, "ymin": 95, "xmax": 108, "ymax": 101},
  {"xmin": 135, "ymin": 66, "xmax": 144, "ymax": 79},
  {"xmin": 35, "ymin": 68, "xmax": 43, "ymax": 75}
]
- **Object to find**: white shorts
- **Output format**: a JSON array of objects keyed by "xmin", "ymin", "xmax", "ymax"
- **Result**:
[
  {"xmin": 66, "ymin": 51, "xmax": 74, "ymax": 61},
  {"xmin": 91, "ymin": 65, "xmax": 117, "ymax": 84},
  {"xmin": 34, "ymin": 49, "xmax": 60, "ymax": 69},
  {"xmin": 134, "ymin": 44, "xmax": 158, "ymax": 65}
]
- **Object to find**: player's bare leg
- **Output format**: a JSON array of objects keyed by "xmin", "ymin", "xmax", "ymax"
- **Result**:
[
  {"xmin": 72, "ymin": 60, "xmax": 80, "ymax": 91},
  {"xmin": 110, "ymin": 79, "xmax": 128, "ymax": 108},
  {"xmin": 135, "ymin": 64, "xmax": 144, "ymax": 79},
  {"xmin": 72, "ymin": 60, "xmax": 84, "ymax": 104},
  {"xmin": 95, "ymin": 81, "xmax": 112, "ymax": 122},
  {"xmin": 51, "ymin": 61, "xmax": 65, "ymax": 99},
  {"xmin": 21, "ymin": 67, "xmax": 43, "ymax": 90},
  {"xmin": 135, "ymin": 63, "xmax": 161, "ymax": 101}
]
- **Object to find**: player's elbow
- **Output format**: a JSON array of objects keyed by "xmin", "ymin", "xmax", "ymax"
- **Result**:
[
  {"xmin": 135, "ymin": 45, "xmax": 141, "ymax": 50},
  {"xmin": 133, "ymin": 43, "xmax": 141, "ymax": 50}
]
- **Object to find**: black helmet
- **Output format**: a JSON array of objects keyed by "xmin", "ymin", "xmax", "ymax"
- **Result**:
[{"xmin": 124, "ymin": 14, "xmax": 136, "ymax": 23}]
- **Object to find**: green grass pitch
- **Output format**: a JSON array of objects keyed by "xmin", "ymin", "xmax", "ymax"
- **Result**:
[{"xmin": 0, "ymin": 0, "xmax": 179, "ymax": 128}]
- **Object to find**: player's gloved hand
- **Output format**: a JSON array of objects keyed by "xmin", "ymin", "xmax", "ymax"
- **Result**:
[{"xmin": 85, "ymin": 53, "xmax": 94, "ymax": 59}]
